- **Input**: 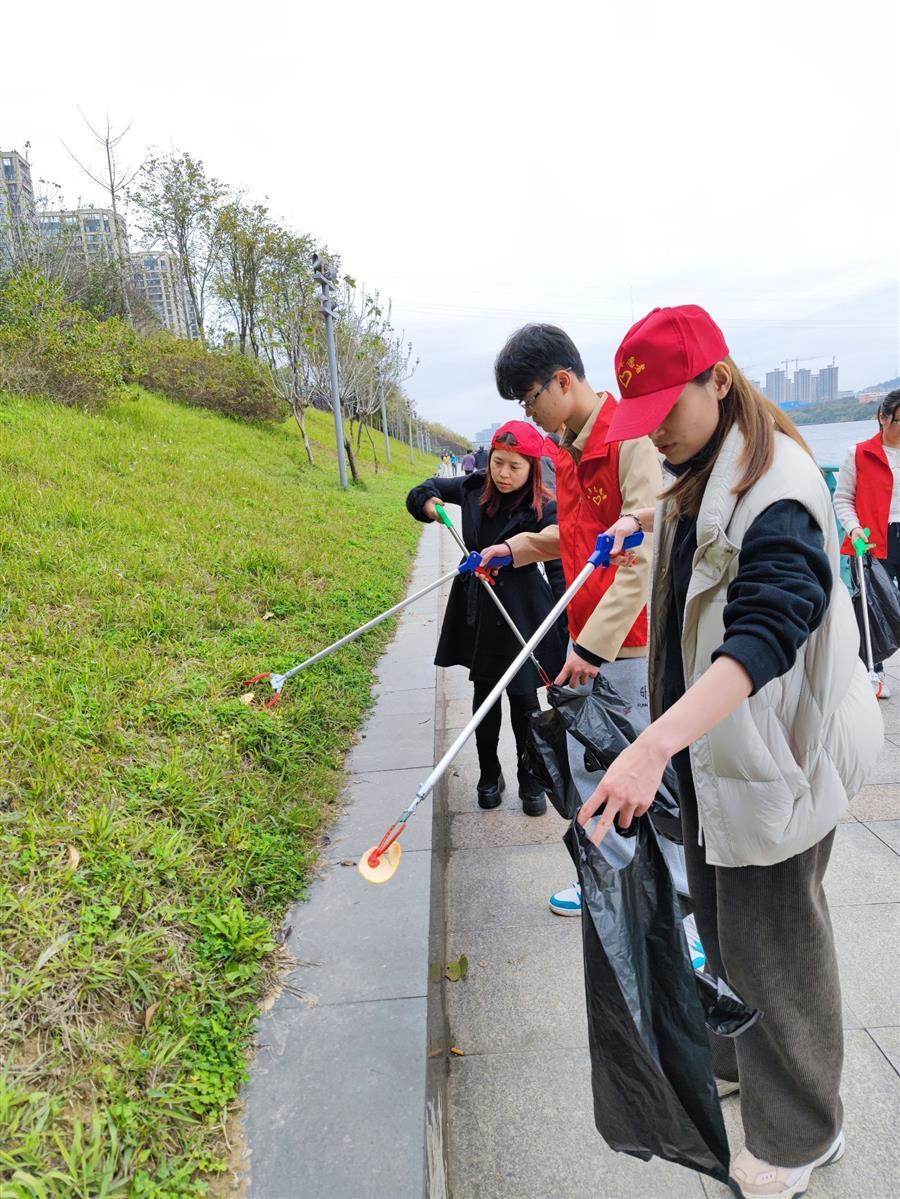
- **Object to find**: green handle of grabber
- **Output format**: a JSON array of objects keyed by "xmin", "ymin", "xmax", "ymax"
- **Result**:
[
  {"xmin": 434, "ymin": 502, "xmax": 454, "ymax": 531},
  {"xmin": 853, "ymin": 527, "xmax": 875, "ymax": 556}
]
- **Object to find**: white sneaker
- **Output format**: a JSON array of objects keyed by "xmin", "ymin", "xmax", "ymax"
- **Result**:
[
  {"xmin": 548, "ymin": 881, "xmax": 582, "ymax": 916},
  {"xmin": 731, "ymin": 1130, "xmax": 844, "ymax": 1198},
  {"xmin": 876, "ymin": 671, "xmax": 891, "ymax": 699}
]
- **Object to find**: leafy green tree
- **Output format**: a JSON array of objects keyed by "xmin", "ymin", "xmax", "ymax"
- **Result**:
[
  {"xmin": 129, "ymin": 151, "xmax": 226, "ymax": 339},
  {"xmin": 215, "ymin": 201, "xmax": 280, "ymax": 357},
  {"xmin": 256, "ymin": 226, "xmax": 321, "ymax": 464}
]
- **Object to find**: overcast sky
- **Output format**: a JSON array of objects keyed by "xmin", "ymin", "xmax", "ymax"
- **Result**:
[{"xmin": 4, "ymin": 1, "xmax": 898, "ymax": 439}]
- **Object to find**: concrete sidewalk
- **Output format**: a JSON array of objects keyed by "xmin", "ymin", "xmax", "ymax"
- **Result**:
[
  {"xmin": 241, "ymin": 521, "xmax": 445, "ymax": 1198},
  {"xmin": 436, "ymin": 526, "xmax": 900, "ymax": 1199}
]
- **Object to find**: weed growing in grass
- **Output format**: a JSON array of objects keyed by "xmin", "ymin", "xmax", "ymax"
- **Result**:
[{"xmin": 0, "ymin": 388, "xmax": 437, "ymax": 1192}]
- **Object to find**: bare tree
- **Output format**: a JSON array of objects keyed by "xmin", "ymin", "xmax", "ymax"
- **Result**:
[{"xmin": 61, "ymin": 113, "xmax": 143, "ymax": 320}]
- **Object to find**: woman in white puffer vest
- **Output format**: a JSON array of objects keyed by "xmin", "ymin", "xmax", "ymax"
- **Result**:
[{"xmin": 578, "ymin": 305, "xmax": 883, "ymax": 1199}]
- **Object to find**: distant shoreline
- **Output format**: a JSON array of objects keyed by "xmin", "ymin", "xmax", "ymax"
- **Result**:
[{"xmin": 788, "ymin": 399, "xmax": 880, "ymax": 426}]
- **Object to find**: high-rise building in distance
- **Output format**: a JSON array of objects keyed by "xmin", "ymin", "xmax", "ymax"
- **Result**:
[
  {"xmin": 816, "ymin": 365, "xmax": 839, "ymax": 403},
  {"xmin": 37, "ymin": 207, "xmax": 130, "ymax": 267},
  {"xmin": 131, "ymin": 251, "xmax": 199, "ymax": 340},
  {"xmin": 764, "ymin": 368, "xmax": 788, "ymax": 406},
  {"xmin": 793, "ymin": 368, "xmax": 813, "ymax": 406},
  {"xmin": 1, "ymin": 149, "xmax": 36, "ymax": 265}
]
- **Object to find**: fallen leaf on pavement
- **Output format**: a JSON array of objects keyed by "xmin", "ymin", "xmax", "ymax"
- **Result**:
[{"xmin": 450, "ymin": 1046, "xmax": 465, "ymax": 1056}]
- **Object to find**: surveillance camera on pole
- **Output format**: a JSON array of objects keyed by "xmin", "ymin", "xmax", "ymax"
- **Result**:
[{"xmin": 313, "ymin": 251, "xmax": 348, "ymax": 489}]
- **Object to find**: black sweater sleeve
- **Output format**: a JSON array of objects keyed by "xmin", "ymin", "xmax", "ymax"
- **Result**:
[
  {"xmin": 711, "ymin": 500, "xmax": 831, "ymax": 695},
  {"xmin": 406, "ymin": 474, "xmax": 467, "ymax": 523}
]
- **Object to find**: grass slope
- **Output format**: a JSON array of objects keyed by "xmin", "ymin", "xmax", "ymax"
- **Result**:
[{"xmin": 0, "ymin": 389, "xmax": 437, "ymax": 1196}]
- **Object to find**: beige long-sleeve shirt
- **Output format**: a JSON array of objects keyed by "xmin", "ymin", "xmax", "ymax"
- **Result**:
[{"xmin": 505, "ymin": 396, "xmax": 661, "ymax": 662}]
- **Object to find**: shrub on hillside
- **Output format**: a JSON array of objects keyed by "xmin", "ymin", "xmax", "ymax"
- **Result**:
[
  {"xmin": 0, "ymin": 272, "xmax": 144, "ymax": 410},
  {"xmin": 140, "ymin": 332, "xmax": 285, "ymax": 422}
]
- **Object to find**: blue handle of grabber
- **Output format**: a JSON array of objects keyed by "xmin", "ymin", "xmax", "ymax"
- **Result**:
[
  {"xmin": 457, "ymin": 550, "xmax": 513, "ymax": 574},
  {"xmin": 589, "ymin": 530, "xmax": 643, "ymax": 568}
]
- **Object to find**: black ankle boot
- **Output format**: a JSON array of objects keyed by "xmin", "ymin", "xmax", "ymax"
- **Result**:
[
  {"xmin": 518, "ymin": 770, "xmax": 547, "ymax": 817},
  {"xmin": 477, "ymin": 770, "xmax": 505, "ymax": 809}
]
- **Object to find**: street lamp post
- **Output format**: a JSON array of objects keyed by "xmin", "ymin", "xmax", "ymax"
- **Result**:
[{"xmin": 312, "ymin": 252, "xmax": 348, "ymax": 490}]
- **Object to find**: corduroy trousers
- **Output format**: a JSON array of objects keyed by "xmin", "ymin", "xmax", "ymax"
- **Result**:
[{"xmin": 680, "ymin": 775, "xmax": 844, "ymax": 1167}]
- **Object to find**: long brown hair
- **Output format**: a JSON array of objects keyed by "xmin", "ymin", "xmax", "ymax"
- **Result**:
[
  {"xmin": 662, "ymin": 357, "xmax": 813, "ymax": 519},
  {"xmin": 480, "ymin": 434, "xmax": 552, "ymax": 520}
]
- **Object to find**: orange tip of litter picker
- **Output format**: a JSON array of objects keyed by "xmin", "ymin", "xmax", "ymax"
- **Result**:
[{"xmin": 358, "ymin": 842, "xmax": 402, "ymax": 884}]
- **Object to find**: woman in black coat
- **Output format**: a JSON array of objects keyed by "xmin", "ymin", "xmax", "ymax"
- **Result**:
[{"xmin": 406, "ymin": 421, "xmax": 566, "ymax": 814}]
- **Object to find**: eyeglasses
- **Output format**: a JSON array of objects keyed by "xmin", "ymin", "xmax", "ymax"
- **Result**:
[{"xmin": 518, "ymin": 370, "xmax": 565, "ymax": 414}]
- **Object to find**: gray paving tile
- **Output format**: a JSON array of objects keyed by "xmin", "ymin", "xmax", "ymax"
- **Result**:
[
  {"xmin": 832, "ymin": 903, "xmax": 900, "ymax": 1027},
  {"xmin": 848, "ymin": 785, "xmax": 900, "ymax": 821},
  {"xmin": 868, "ymin": 1027, "xmax": 900, "ymax": 1075},
  {"xmin": 862, "ymin": 744, "xmax": 900, "ymax": 786},
  {"xmin": 370, "ymin": 685, "xmax": 435, "ymax": 717},
  {"xmin": 444, "ymin": 922, "xmax": 586, "ymax": 1055},
  {"xmin": 702, "ymin": 1029, "xmax": 900, "ymax": 1198},
  {"xmin": 326, "ymin": 767, "xmax": 433, "ymax": 859},
  {"xmin": 865, "ymin": 820, "xmax": 900, "ymax": 855},
  {"xmin": 451, "ymin": 806, "xmax": 569, "ymax": 850},
  {"xmin": 246, "ymin": 997, "xmax": 427, "ymax": 1199},
  {"xmin": 825, "ymin": 822, "xmax": 900, "ymax": 907},
  {"xmin": 373, "ymin": 649, "xmax": 437, "ymax": 693},
  {"xmin": 448, "ymin": 1048, "xmax": 707, "ymax": 1199},
  {"xmin": 439, "ymin": 664, "xmax": 474, "ymax": 702},
  {"xmin": 280, "ymin": 847, "xmax": 432, "ymax": 1007},
  {"xmin": 447, "ymin": 844, "xmax": 577, "ymax": 931},
  {"xmin": 440, "ymin": 696, "xmax": 473, "ymax": 729},
  {"xmin": 347, "ymin": 709, "xmax": 435, "ymax": 773}
]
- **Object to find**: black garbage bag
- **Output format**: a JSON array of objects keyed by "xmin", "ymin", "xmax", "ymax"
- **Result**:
[
  {"xmin": 527, "ymin": 679, "xmax": 682, "ymax": 843},
  {"xmin": 850, "ymin": 553, "xmax": 900, "ymax": 666},
  {"xmin": 695, "ymin": 970, "xmax": 762, "ymax": 1039},
  {"xmin": 566, "ymin": 817, "xmax": 732, "ymax": 1184}
]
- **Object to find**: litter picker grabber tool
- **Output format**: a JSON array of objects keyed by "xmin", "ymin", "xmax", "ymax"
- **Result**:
[
  {"xmin": 433, "ymin": 501, "xmax": 553, "ymax": 687},
  {"xmin": 359, "ymin": 529, "xmax": 644, "ymax": 883},
  {"xmin": 244, "ymin": 553, "xmax": 486, "ymax": 708},
  {"xmin": 853, "ymin": 528, "xmax": 885, "ymax": 699}
]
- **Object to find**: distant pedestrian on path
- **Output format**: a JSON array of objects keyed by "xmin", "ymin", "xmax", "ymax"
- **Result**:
[
  {"xmin": 580, "ymin": 305, "xmax": 882, "ymax": 1199},
  {"xmin": 439, "ymin": 451, "xmax": 451, "ymax": 478},
  {"xmin": 406, "ymin": 421, "xmax": 566, "ymax": 815},
  {"xmin": 474, "ymin": 445, "xmax": 488, "ymax": 470},
  {"xmin": 462, "ymin": 449, "xmax": 476, "ymax": 475},
  {"xmin": 833, "ymin": 389, "xmax": 900, "ymax": 697}
]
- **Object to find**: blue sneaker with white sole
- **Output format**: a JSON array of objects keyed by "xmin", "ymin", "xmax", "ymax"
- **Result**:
[{"xmin": 549, "ymin": 881, "xmax": 582, "ymax": 916}]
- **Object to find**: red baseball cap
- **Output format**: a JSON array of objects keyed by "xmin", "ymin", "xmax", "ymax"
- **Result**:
[
  {"xmin": 491, "ymin": 420, "xmax": 546, "ymax": 458},
  {"xmin": 605, "ymin": 305, "xmax": 729, "ymax": 442}
]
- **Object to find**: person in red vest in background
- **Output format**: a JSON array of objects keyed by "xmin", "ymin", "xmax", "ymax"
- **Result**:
[
  {"xmin": 834, "ymin": 389, "xmax": 900, "ymax": 697},
  {"xmin": 480, "ymin": 324, "xmax": 662, "ymax": 915}
]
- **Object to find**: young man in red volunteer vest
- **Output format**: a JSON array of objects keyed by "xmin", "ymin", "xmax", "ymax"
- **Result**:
[
  {"xmin": 481, "ymin": 324, "xmax": 662, "ymax": 915},
  {"xmin": 833, "ymin": 389, "xmax": 900, "ymax": 697}
]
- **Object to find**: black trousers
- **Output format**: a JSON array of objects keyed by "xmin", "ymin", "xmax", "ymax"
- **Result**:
[
  {"xmin": 679, "ymin": 763, "xmax": 843, "ymax": 1167},
  {"xmin": 471, "ymin": 676, "xmax": 539, "ymax": 779},
  {"xmin": 873, "ymin": 521, "xmax": 900, "ymax": 671}
]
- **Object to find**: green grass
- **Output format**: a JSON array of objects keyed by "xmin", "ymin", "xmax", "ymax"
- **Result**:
[{"xmin": 0, "ymin": 388, "xmax": 437, "ymax": 1196}]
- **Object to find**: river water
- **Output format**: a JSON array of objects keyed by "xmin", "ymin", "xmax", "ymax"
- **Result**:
[{"xmin": 800, "ymin": 419, "xmax": 875, "ymax": 468}]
